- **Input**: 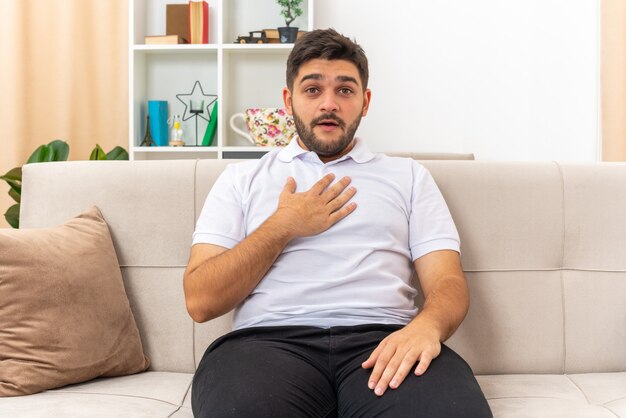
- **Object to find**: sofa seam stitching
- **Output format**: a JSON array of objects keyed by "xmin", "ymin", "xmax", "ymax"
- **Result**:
[
  {"xmin": 192, "ymin": 158, "xmax": 199, "ymax": 371},
  {"xmin": 485, "ymin": 395, "xmax": 587, "ymax": 401},
  {"xmin": 43, "ymin": 390, "xmax": 181, "ymax": 408},
  {"xmin": 605, "ymin": 396, "xmax": 626, "ymax": 407},
  {"xmin": 167, "ymin": 380, "xmax": 193, "ymax": 418},
  {"xmin": 565, "ymin": 374, "xmax": 592, "ymax": 405},
  {"xmin": 555, "ymin": 161, "xmax": 567, "ymax": 374},
  {"xmin": 600, "ymin": 405, "xmax": 620, "ymax": 418},
  {"xmin": 462, "ymin": 267, "xmax": 626, "ymax": 273},
  {"xmin": 167, "ymin": 405, "xmax": 182, "ymax": 418}
]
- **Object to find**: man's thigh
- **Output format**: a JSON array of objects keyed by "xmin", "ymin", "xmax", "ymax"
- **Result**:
[
  {"xmin": 192, "ymin": 327, "xmax": 337, "ymax": 418},
  {"xmin": 337, "ymin": 342, "xmax": 492, "ymax": 418}
]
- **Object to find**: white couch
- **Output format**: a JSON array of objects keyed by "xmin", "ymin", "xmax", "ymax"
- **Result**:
[{"xmin": 1, "ymin": 159, "xmax": 625, "ymax": 417}]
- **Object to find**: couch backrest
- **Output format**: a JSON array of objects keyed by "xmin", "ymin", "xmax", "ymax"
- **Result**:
[{"xmin": 20, "ymin": 160, "xmax": 626, "ymax": 375}]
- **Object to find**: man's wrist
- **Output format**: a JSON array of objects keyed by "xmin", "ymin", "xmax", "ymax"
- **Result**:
[
  {"xmin": 263, "ymin": 211, "xmax": 299, "ymax": 243},
  {"xmin": 406, "ymin": 313, "xmax": 447, "ymax": 343}
]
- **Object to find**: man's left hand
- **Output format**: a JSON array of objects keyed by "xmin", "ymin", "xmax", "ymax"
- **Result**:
[{"xmin": 361, "ymin": 318, "xmax": 442, "ymax": 396}]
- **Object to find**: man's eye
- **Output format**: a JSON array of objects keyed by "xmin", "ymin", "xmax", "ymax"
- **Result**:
[
  {"xmin": 338, "ymin": 88, "xmax": 353, "ymax": 95},
  {"xmin": 305, "ymin": 87, "xmax": 320, "ymax": 94}
]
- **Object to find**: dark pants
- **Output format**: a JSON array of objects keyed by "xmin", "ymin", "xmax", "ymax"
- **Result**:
[{"xmin": 192, "ymin": 324, "xmax": 492, "ymax": 418}]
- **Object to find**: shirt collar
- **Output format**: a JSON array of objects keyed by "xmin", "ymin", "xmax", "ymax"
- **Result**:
[{"xmin": 278, "ymin": 136, "xmax": 376, "ymax": 164}]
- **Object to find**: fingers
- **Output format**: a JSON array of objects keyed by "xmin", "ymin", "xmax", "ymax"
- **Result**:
[
  {"xmin": 309, "ymin": 173, "xmax": 354, "ymax": 202},
  {"xmin": 281, "ymin": 176, "xmax": 297, "ymax": 196},
  {"xmin": 278, "ymin": 173, "xmax": 357, "ymax": 237},
  {"xmin": 328, "ymin": 185, "xmax": 357, "ymax": 213},
  {"xmin": 367, "ymin": 345, "xmax": 412, "ymax": 396},
  {"xmin": 415, "ymin": 351, "xmax": 434, "ymax": 376},
  {"xmin": 362, "ymin": 340, "xmax": 384, "ymax": 370},
  {"xmin": 369, "ymin": 347, "xmax": 397, "ymax": 396},
  {"xmin": 322, "ymin": 175, "xmax": 353, "ymax": 203},
  {"xmin": 362, "ymin": 335, "xmax": 441, "ymax": 397},
  {"xmin": 310, "ymin": 173, "xmax": 336, "ymax": 194}
]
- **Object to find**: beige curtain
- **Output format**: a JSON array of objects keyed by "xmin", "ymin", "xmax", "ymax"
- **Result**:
[
  {"xmin": 602, "ymin": 0, "xmax": 626, "ymax": 161},
  {"xmin": 0, "ymin": 0, "xmax": 128, "ymax": 227}
]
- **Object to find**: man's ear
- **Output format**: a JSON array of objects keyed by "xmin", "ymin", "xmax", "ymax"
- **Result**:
[
  {"xmin": 283, "ymin": 87, "xmax": 293, "ymax": 115},
  {"xmin": 361, "ymin": 88, "xmax": 372, "ymax": 117}
]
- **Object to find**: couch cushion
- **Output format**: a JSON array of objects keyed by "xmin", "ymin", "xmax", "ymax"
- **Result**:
[
  {"xmin": 0, "ymin": 372, "xmax": 192, "ymax": 417},
  {"xmin": 448, "ymin": 271, "xmax": 564, "ymax": 375},
  {"xmin": 568, "ymin": 373, "xmax": 626, "ymax": 417},
  {"xmin": 20, "ymin": 161, "xmax": 201, "ymax": 373},
  {"xmin": 421, "ymin": 161, "xmax": 564, "ymax": 271},
  {"xmin": 477, "ymin": 373, "xmax": 625, "ymax": 418},
  {"xmin": 20, "ymin": 161, "xmax": 197, "ymax": 267},
  {"xmin": 0, "ymin": 207, "xmax": 150, "ymax": 396}
]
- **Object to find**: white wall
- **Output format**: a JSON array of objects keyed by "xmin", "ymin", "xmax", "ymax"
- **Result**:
[{"xmin": 314, "ymin": 0, "xmax": 600, "ymax": 161}]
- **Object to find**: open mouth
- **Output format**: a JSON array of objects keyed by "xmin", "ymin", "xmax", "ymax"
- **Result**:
[{"xmin": 317, "ymin": 120, "xmax": 340, "ymax": 128}]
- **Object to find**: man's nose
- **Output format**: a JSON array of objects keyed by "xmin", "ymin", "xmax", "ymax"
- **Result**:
[{"xmin": 319, "ymin": 92, "xmax": 339, "ymax": 113}]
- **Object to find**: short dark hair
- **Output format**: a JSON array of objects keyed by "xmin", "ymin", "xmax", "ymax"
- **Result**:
[{"xmin": 286, "ymin": 28, "xmax": 369, "ymax": 91}]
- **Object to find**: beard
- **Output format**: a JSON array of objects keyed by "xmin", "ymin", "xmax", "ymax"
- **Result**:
[{"xmin": 292, "ymin": 110, "xmax": 362, "ymax": 158}]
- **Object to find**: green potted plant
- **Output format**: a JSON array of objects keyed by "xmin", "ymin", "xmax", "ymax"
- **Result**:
[
  {"xmin": 0, "ymin": 140, "xmax": 128, "ymax": 228},
  {"xmin": 277, "ymin": 0, "xmax": 303, "ymax": 43}
]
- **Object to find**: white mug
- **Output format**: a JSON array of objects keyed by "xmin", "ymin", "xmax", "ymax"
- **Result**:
[{"xmin": 229, "ymin": 108, "xmax": 296, "ymax": 147}]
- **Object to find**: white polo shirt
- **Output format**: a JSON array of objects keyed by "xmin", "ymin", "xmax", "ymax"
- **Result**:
[{"xmin": 193, "ymin": 137, "xmax": 460, "ymax": 330}]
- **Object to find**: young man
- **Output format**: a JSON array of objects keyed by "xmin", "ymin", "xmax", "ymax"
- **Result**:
[{"xmin": 185, "ymin": 28, "xmax": 492, "ymax": 417}]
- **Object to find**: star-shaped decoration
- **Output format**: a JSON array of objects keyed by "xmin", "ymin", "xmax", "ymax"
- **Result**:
[{"xmin": 175, "ymin": 80, "xmax": 217, "ymax": 122}]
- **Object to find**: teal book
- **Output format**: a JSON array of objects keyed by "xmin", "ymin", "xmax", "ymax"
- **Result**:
[{"xmin": 203, "ymin": 101, "xmax": 218, "ymax": 146}]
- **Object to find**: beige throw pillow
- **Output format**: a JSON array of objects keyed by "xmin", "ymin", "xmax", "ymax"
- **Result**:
[{"xmin": 0, "ymin": 206, "xmax": 150, "ymax": 396}]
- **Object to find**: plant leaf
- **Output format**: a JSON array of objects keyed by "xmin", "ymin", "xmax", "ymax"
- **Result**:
[
  {"xmin": 5, "ymin": 203, "xmax": 19, "ymax": 228},
  {"xmin": 27, "ymin": 144, "xmax": 51, "ymax": 163},
  {"xmin": 3, "ymin": 178, "xmax": 21, "ymax": 196},
  {"xmin": 89, "ymin": 144, "xmax": 108, "ymax": 160},
  {"xmin": 0, "ymin": 167, "xmax": 22, "ymax": 182},
  {"xmin": 106, "ymin": 146, "xmax": 129, "ymax": 160},
  {"xmin": 8, "ymin": 188, "xmax": 20, "ymax": 203},
  {"xmin": 48, "ymin": 140, "xmax": 70, "ymax": 161},
  {"xmin": 27, "ymin": 140, "xmax": 69, "ymax": 164}
]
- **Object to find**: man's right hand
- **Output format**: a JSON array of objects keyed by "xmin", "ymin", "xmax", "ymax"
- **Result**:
[
  {"xmin": 273, "ymin": 173, "xmax": 357, "ymax": 239},
  {"xmin": 184, "ymin": 173, "xmax": 356, "ymax": 323}
]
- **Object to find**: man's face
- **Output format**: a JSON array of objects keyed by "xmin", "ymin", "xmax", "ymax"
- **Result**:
[{"xmin": 283, "ymin": 59, "xmax": 371, "ymax": 161}]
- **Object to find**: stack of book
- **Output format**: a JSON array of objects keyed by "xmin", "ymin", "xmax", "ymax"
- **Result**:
[{"xmin": 144, "ymin": 1, "xmax": 209, "ymax": 45}]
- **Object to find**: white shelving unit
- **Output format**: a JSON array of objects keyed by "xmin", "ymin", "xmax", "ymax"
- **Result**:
[{"xmin": 129, "ymin": 0, "xmax": 314, "ymax": 160}]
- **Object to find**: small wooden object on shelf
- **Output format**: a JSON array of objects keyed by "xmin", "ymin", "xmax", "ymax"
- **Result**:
[
  {"xmin": 263, "ymin": 28, "xmax": 281, "ymax": 44},
  {"xmin": 145, "ymin": 35, "xmax": 187, "ymax": 45}
]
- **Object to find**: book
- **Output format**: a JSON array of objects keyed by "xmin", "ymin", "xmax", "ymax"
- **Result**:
[
  {"xmin": 166, "ymin": 4, "xmax": 189, "ymax": 42},
  {"xmin": 189, "ymin": 1, "xmax": 209, "ymax": 44},
  {"xmin": 144, "ymin": 35, "xmax": 187, "ymax": 45},
  {"xmin": 202, "ymin": 101, "xmax": 218, "ymax": 146}
]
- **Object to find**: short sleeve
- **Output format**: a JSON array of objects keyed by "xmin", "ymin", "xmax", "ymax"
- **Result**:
[
  {"xmin": 192, "ymin": 165, "xmax": 245, "ymax": 248},
  {"xmin": 409, "ymin": 163, "xmax": 460, "ymax": 261}
]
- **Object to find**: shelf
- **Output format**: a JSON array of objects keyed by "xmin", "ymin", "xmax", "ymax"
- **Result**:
[
  {"xmin": 224, "ymin": 146, "xmax": 282, "ymax": 152},
  {"xmin": 130, "ymin": 0, "xmax": 314, "ymax": 161},
  {"xmin": 134, "ymin": 44, "xmax": 219, "ymax": 54},
  {"xmin": 222, "ymin": 44, "xmax": 294, "ymax": 53},
  {"xmin": 133, "ymin": 146, "xmax": 218, "ymax": 153}
]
